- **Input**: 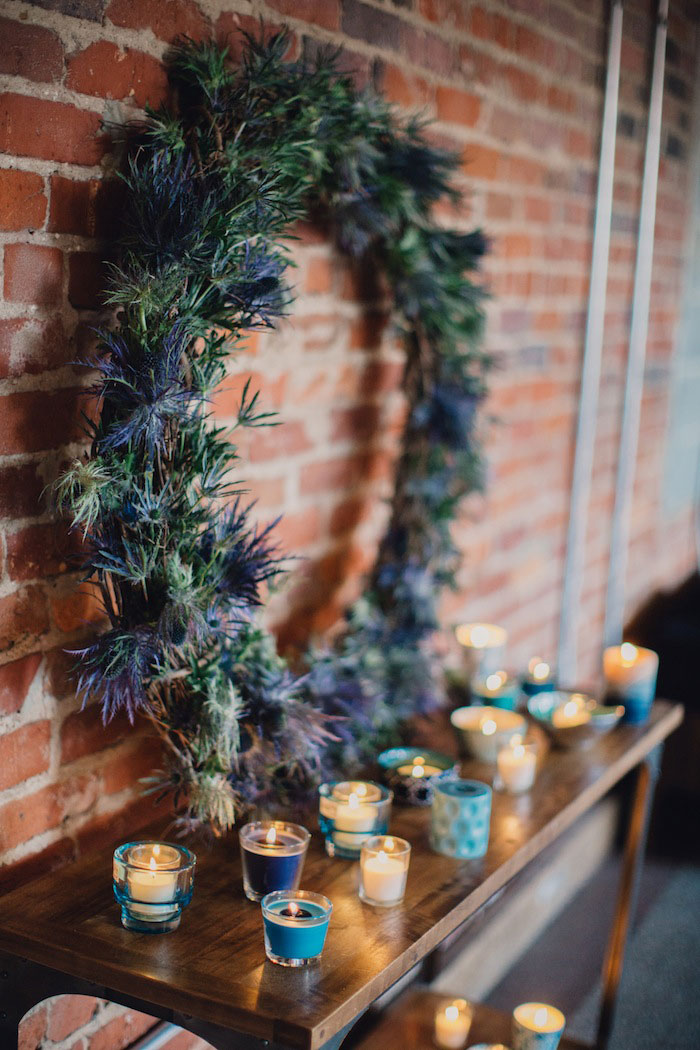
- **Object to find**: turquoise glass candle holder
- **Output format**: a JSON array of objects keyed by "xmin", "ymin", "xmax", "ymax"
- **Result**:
[
  {"xmin": 470, "ymin": 671, "xmax": 520, "ymax": 710},
  {"xmin": 113, "ymin": 841, "xmax": 196, "ymax": 933},
  {"xmin": 318, "ymin": 781, "xmax": 392, "ymax": 858},
  {"xmin": 261, "ymin": 890, "xmax": 332, "ymax": 967},
  {"xmin": 520, "ymin": 658, "xmax": 556, "ymax": 699},
  {"xmin": 430, "ymin": 779, "xmax": 492, "ymax": 859},
  {"xmin": 377, "ymin": 748, "xmax": 459, "ymax": 806}
]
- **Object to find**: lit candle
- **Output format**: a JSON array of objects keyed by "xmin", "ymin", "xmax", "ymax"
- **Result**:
[
  {"xmin": 261, "ymin": 890, "xmax": 332, "ymax": 967},
  {"xmin": 126, "ymin": 843, "xmax": 180, "ymax": 916},
  {"xmin": 434, "ymin": 999, "xmax": 473, "ymax": 1049},
  {"xmin": 318, "ymin": 781, "xmax": 392, "ymax": 858},
  {"xmin": 512, "ymin": 1003, "xmax": 565, "ymax": 1050},
  {"xmin": 455, "ymin": 622, "xmax": 508, "ymax": 678},
  {"xmin": 396, "ymin": 755, "xmax": 443, "ymax": 777},
  {"xmin": 602, "ymin": 642, "xmax": 659, "ymax": 724},
  {"xmin": 239, "ymin": 821, "xmax": 310, "ymax": 901},
  {"xmin": 359, "ymin": 835, "xmax": 411, "ymax": 906},
  {"xmin": 497, "ymin": 737, "xmax": 537, "ymax": 793},
  {"xmin": 470, "ymin": 671, "xmax": 519, "ymax": 711},
  {"xmin": 521, "ymin": 657, "xmax": 556, "ymax": 698},
  {"xmin": 551, "ymin": 695, "xmax": 592, "ymax": 728}
]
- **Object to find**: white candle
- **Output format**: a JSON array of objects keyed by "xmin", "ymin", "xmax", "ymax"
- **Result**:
[
  {"xmin": 527, "ymin": 658, "xmax": 552, "ymax": 683},
  {"xmin": 455, "ymin": 622, "xmax": 508, "ymax": 678},
  {"xmin": 360, "ymin": 852, "xmax": 406, "ymax": 904},
  {"xmin": 333, "ymin": 791, "xmax": 376, "ymax": 849},
  {"xmin": 126, "ymin": 843, "xmax": 180, "ymax": 919},
  {"xmin": 396, "ymin": 756, "xmax": 442, "ymax": 777},
  {"xmin": 497, "ymin": 738, "xmax": 536, "ymax": 793},
  {"xmin": 551, "ymin": 696, "xmax": 592, "ymax": 728},
  {"xmin": 512, "ymin": 1002, "xmax": 565, "ymax": 1050},
  {"xmin": 603, "ymin": 643, "xmax": 658, "ymax": 692},
  {"xmin": 434, "ymin": 1000, "xmax": 472, "ymax": 1049}
]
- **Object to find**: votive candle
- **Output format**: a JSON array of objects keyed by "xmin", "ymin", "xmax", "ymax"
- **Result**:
[
  {"xmin": 551, "ymin": 694, "xmax": 592, "ymax": 728},
  {"xmin": 512, "ymin": 1003, "xmax": 565, "ymax": 1050},
  {"xmin": 434, "ymin": 999, "xmax": 473, "ymax": 1049},
  {"xmin": 239, "ymin": 821, "xmax": 310, "ymax": 902},
  {"xmin": 521, "ymin": 658, "xmax": 556, "ymax": 698},
  {"xmin": 455, "ymin": 623, "xmax": 508, "ymax": 679},
  {"xmin": 497, "ymin": 737, "xmax": 537, "ymax": 793},
  {"xmin": 602, "ymin": 642, "xmax": 659, "ymax": 724},
  {"xmin": 470, "ymin": 670, "xmax": 519, "ymax": 711},
  {"xmin": 359, "ymin": 835, "xmax": 410, "ymax": 907}
]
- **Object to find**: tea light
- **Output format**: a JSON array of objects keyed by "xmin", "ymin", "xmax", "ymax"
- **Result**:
[
  {"xmin": 451, "ymin": 705, "xmax": 527, "ymax": 762},
  {"xmin": 239, "ymin": 821, "xmax": 310, "ymax": 902},
  {"xmin": 318, "ymin": 781, "xmax": 392, "ymax": 858},
  {"xmin": 497, "ymin": 737, "xmax": 537, "ymax": 793},
  {"xmin": 551, "ymin": 694, "xmax": 592, "ymax": 728},
  {"xmin": 512, "ymin": 1002, "xmax": 565, "ymax": 1050},
  {"xmin": 261, "ymin": 890, "xmax": 332, "ymax": 967},
  {"xmin": 470, "ymin": 670, "xmax": 519, "ymax": 710},
  {"xmin": 112, "ymin": 841, "xmax": 196, "ymax": 933},
  {"xmin": 434, "ymin": 999, "xmax": 473, "ymax": 1049},
  {"xmin": 456, "ymin": 622, "xmax": 508, "ymax": 679},
  {"xmin": 521, "ymin": 658, "xmax": 556, "ymax": 698},
  {"xmin": 378, "ymin": 748, "xmax": 459, "ymax": 806},
  {"xmin": 359, "ymin": 835, "xmax": 411, "ymax": 907},
  {"xmin": 603, "ymin": 642, "xmax": 659, "ymax": 724}
]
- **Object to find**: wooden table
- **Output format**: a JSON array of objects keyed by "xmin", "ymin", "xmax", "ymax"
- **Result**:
[{"xmin": 0, "ymin": 702, "xmax": 682, "ymax": 1050}]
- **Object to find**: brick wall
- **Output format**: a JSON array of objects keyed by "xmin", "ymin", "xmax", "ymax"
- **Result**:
[{"xmin": 1, "ymin": 0, "xmax": 698, "ymax": 1047}]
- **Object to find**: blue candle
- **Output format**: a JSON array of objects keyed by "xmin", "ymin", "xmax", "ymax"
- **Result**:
[
  {"xmin": 261, "ymin": 891, "xmax": 332, "ymax": 966},
  {"xmin": 521, "ymin": 658, "xmax": 556, "ymax": 698},
  {"xmin": 239, "ymin": 822, "xmax": 310, "ymax": 902}
]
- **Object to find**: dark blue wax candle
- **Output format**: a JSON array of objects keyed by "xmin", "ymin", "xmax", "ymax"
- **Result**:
[{"xmin": 239, "ymin": 822, "xmax": 310, "ymax": 902}]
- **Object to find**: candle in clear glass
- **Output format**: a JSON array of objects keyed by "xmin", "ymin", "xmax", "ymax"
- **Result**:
[
  {"xmin": 395, "ymin": 756, "xmax": 443, "ymax": 777},
  {"xmin": 261, "ymin": 890, "xmax": 332, "ymax": 967},
  {"xmin": 239, "ymin": 821, "xmax": 310, "ymax": 902},
  {"xmin": 455, "ymin": 622, "xmax": 508, "ymax": 679},
  {"xmin": 113, "ymin": 841, "xmax": 196, "ymax": 933},
  {"xmin": 359, "ymin": 835, "xmax": 410, "ymax": 907},
  {"xmin": 521, "ymin": 657, "xmax": 556, "ymax": 697},
  {"xmin": 512, "ymin": 1003, "xmax": 565, "ymax": 1050},
  {"xmin": 434, "ymin": 999, "xmax": 473, "ymax": 1049},
  {"xmin": 551, "ymin": 695, "xmax": 592, "ymax": 728},
  {"xmin": 470, "ymin": 670, "xmax": 519, "ymax": 710},
  {"xmin": 602, "ymin": 642, "xmax": 658, "ymax": 723},
  {"xmin": 318, "ymin": 781, "xmax": 392, "ymax": 858},
  {"xmin": 497, "ymin": 737, "xmax": 537, "ymax": 793}
]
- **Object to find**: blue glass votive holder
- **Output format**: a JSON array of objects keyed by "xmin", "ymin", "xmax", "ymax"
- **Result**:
[
  {"xmin": 520, "ymin": 658, "xmax": 556, "ymax": 699},
  {"xmin": 470, "ymin": 670, "xmax": 520, "ymax": 711},
  {"xmin": 113, "ymin": 841, "xmax": 196, "ymax": 933},
  {"xmin": 602, "ymin": 643, "xmax": 659, "ymax": 725},
  {"xmin": 318, "ymin": 781, "xmax": 393, "ymax": 859},
  {"xmin": 430, "ymin": 779, "xmax": 492, "ymax": 859},
  {"xmin": 239, "ymin": 820, "xmax": 310, "ymax": 902},
  {"xmin": 261, "ymin": 890, "xmax": 332, "ymax": 967}
]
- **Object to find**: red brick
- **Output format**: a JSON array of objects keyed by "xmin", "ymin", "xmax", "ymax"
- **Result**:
[
  {"xmin": 107, "ymin": 0, "xmax": 210, "ymax": 42},
  {"xmin": 0, "ymin": 388, "xmax": 84, "ymax": 455},
  {"xmin": 436, "ymin": 86, "xmax": 482, "ymax": 127},
  {"xmin": 51, "ymin": 586, "xmax": 104, "ymax": 634},
  {"xmin": 60, "ymin": 704, "xmax": 130, "ymax": 765},
  {"xmin": 305, "ymin": 256, "xmax": 334, "ymax": 295},
  {"xmin": 266, "ymin": 0, "xmax": 339, "ymax": 31},
  {"xmin": 0, "ymin": 587, "xmax": 49, "ymax": 652},
  {"xmin": 47, "ymin": 997, "xmax": 98, "ymax": 1042},
  {"xmin": 0, "ymin": 653, "xmax": 42, "ymax": 716},
  {"xmin": 87, "ymin": 1009, "xmax": 155, "ymax": 1050},
  {"xmin": 0, "ymin": 316, "xmax": 70, "ymax": 378},
  {"xmin": 6, "ymin": 523, "xmax": 77, "ymax": 582},
  {"xmin": 68, "ymin": 251, "xmax": 109, "ymax": 309},
  {"xmin": 342, "ymin": 0, "xmax": 400, "ymax": 49},
  {"xmin": 45, "ymin": 647, "xmax": 78, "ymax": 701},
  {"xmin": 419, "ymin": 0, "xmax": 470, "ymax": 32},
  {"xmin": 275, "ymin": 507, "xmax": 322, "ymax": 550},
  {"xmin": 332, "ymin": 404, "xmax": 381, "ymax": 443},
  {"xmin": 48, "ymin": 175, "xmax": 124, "ymax": 238},
  {"xmin": 463, "ymin": 144, "xmax": 502, "ymax": 180},
  {"xmin": 0, "ymin": 461, "xmax": 45, "ymax": 517},
  {"xmin": 348, "ymin": 311, "xmax": 388, "ymax": 350},
  {"xmin": 400, "ymin": 26, "xmax": 455, "ymax": 73},
  {"xmin": 0, "ymin": 721, "xmax": 51, "ymax": 792},
  {"xmin": 329, "ymin": 497, "xmax": 368, "ymax": 537},
  {"xmin": 379, "ymin": 64, "xmax": 430, "ymax": 108},
  {"xmin": 0, "ymin": 774, "xmax": 97, "ymax": 852},
  {"xmin": 102, "ymin": 735, "xmax": 162, "ymax": 794},
  {"xmin": 0, "ymin": 17, "xmax": 63, "ymax": 83},
  {"xmin": 0, "ymin": 169, "xmax": 46, "ymax": 230},
  {"xmin": 4, "ymin": 243, "xmax": 63, "ymax": 305},
  {"xmin": 0, "ymin": 94, "xmax": 106, "ymax": 166},
  {"xmin": 249, "ymin": 421, "xmax": 311, "ymax": 462},
  {"xmin": 18, "ymin": 1003, "xmax": 48, "ymax": 1050},
  {"xmin": 67, "ymin": 41, "xmax": 168, "ymax": 109}
]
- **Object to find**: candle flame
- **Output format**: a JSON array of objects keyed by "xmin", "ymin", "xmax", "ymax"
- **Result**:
[
  {"xmin": 414, "ymin": 756, "xmax": 425, "ymax": 765},
  {"xmin": 287, "ymin": 901, "xmax": 299, "ymax": 917},
  {"xmin": 149, "ymin": 857, "xmax": 157, "ymax": 871},
  {"xmin": 348, "ymin": 792, "xmax": 360, "ymax": 809},
  {"xmin": 563, "ymin": 700, "xmax": 580, "ymax": 719},
  {"xmin": 265, "ymin": 827, "xmax": 277, "ymax": 846},
  {"xmin": 152, "ymin": 843, "xmax": 160, "ymax": 857},
  {"xmin": 444, "ymin": 1006, "xmax": 459, "ymax": 1022},
  {"xmin": 377, "ymin": 851, "xmax": 387, "ymax": 864},
  {"xmin": 620, "ymin": 642, "xmax": 638, "ymax": 666},
  {"xmin": 412, "ymin": 764, "xmax": 425, "ymax": 778},
  {"xmin": 534, "ymin": 1007, "xmax": 549, "ymax": 1028},
  {"xmin": 481, "ymin": 718, "xmax": 497, "ymax": 736},
  {"xmin": 528, "ymin": 659, "xmax": 550, "ymax": 681},
  {"xmin": 513, "ymin": 743, "xmax": 525, "ymax": 759},
  {"xmin": 384, "ymin": 837, "xmax": 394, "ymax": 851},
  {"xmin": 469, "ymin": 625, "xmax": 490, "ymax": 648},
  {"xmin": 354, "ymin": 783, "xmax": 367, "ymax": 798},
  {"xmin": 486, "ymin": 671, "xmax": 507, "ymax": 691}
]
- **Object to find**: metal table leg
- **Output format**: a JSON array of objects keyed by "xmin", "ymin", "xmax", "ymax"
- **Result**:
[{"xmin": 595, "ymin": 746, "xmax": 662, "ymax": 1050}]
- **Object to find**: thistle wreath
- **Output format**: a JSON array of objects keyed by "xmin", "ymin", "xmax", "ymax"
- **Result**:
[{"xmin": 57, "ymin": 29, "xmax": 489, "ymax": 835}]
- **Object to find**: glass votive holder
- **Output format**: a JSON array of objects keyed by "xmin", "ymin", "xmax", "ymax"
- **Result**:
[
  {"xmin": 113, "ymin": 841, "xmax": 196, "ymax": 933},
  {"xmin": 496, "ymin": 737, "xmax": 537, "ymax": 794},
  {"xmin": 470, "ymin": 670, "xmax": 519, "ymax": 710},
  {"xmin": 602, "ymin": 642, "xmax": 658, "ymax": 724},
  {"xmin": 521, "ymin": 658, "xmax": 556, "ymax": 699},
  {"xmin": 359, "ymin": 835, "xmax": 411, "ymax": 907},
  {"xmin": 261, "ymin": 889, "xmax": 332, "ymax": 967},
  {"xmin": 318, "ymin": 781, "xmax": 392, "ymax": 858},
  {"xmin": 239, "ymin": 820, "xmax": 310, "ymax": 902},
  {"xmin": 512, "ymin": 1002, "xmax": 565, "ymax": 1050},
  {"xmin": 378, "ymin": 747, "xmax": 459, "ymax": 806},
  {"xmin": 455, "ymin": 622, "xmax": 508, "ymax": 680},
  {"xmin": 434, "ymin": 997, "xmax": 474, "ymax": 1049}
]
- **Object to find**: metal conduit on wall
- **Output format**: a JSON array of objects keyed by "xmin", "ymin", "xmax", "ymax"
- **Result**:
[{"xmin": 557, "ymin": 0, "xmax": 624, "ymax": 685}]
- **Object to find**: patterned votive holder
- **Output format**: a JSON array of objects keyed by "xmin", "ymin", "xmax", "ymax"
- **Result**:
[
  {"xmin": 470, "ymin": 670, "xmax": 520, "ymax": 710},
  {"xmin": 602, "ymin": 642, "xmax": 659, "ymax": 724},
  {"xmin": 451, "ymin": 705, "xmax": 527, "ymax": 763},
  {"xmin": 512, "ymin": 1003, "xmax": 565, "ymax": 1050},
  {"xmin": 359, "ymin": 835, "xmax": 411, "ymax": 907},
  {"xmin": 455, "ymin": 623, "xmax": 508, "ymax": 680},
  {"xmin": 261, "ymin": 890, "xmax": 332, "ymax": 967},
  {"xmin": 431, "ymin": 779, "xmax": 492, "ymax": 859},
  {"xmin": 113, "ymin": 841, "xmax": 196, "ymax": 933},
  {"xmin": 434, "ymin": 998, "xmax": 474, "ymax": 1049},
  {"xmin": 239, "ymin": 820, "xmax": 310, "ymax": 902},
  {"xmin": 318, "ymin": 781, "xmax": 392, "ymax": 858},
  {"xmin": 521, "ymin": 658, "xmax": 556, "ymax": 699},
  {"xmin": 378, "ymin": 747, "xmax": 459, "ymax": 806}
]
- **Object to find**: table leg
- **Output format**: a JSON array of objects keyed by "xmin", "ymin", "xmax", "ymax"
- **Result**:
[{"xmin": 595, "ymin": 746, "xmax": 661, "ymax": 1050}]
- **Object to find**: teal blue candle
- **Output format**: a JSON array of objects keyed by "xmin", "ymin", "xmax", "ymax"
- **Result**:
[{"xmin": 261, "ymin": 892, "xmax": 332, "ymax": 966}]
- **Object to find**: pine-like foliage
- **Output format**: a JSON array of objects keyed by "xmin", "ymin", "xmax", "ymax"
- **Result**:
[{"xmin": 57, "ymin": 29, "xmax": 488, "ymax": 832}]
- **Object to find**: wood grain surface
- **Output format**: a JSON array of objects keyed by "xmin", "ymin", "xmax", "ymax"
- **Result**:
[{"xmin": 0, "ymin": 702, "xmax": 682, "ymax": 1050}]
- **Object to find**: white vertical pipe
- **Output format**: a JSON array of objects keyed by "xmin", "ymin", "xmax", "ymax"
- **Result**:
[
  {"xmin": 558, "ymin": 0, "xmax": 624, "ymax": 685},
  {"xmin": 604, "ymin": 0, "xmax": 669, "ymax": 646}
]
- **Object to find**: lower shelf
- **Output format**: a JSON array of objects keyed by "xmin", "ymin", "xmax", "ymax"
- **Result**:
[{"xmin": 352, "ymin": 988, "xmax": 590, "ymax": 1050}]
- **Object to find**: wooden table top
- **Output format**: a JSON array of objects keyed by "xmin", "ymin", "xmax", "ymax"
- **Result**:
[{"xmin": 0, "ymin": 702, "xmax": 682, "ymax": 1050}]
